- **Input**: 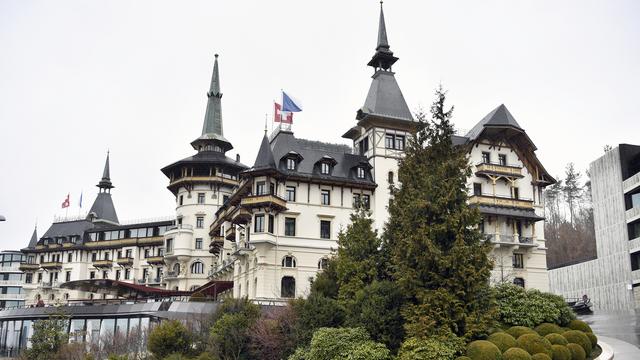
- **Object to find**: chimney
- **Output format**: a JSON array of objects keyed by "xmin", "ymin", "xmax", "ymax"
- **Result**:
[{"xmin": 236, "ymin": 154, "xmax": 240, "ymax": 162}]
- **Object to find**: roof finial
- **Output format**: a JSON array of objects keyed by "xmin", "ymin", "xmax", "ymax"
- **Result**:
[
  {"xmin": 367, "ymin": 1, "xmax": 397, "ymax": 70},
  {"xmin": 97, "ymin": 151, "xmax": 114, "ymax": 191},
  {"xmin": 264, "ymin": 114, "xmax": 268, "ymax": 135}
]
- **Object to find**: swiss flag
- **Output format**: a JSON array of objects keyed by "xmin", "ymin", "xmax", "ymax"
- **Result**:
[
  {"xmin": 274, "ymin": 102, "xmax": 293, "ymax": 124},
  {"xmin": 61, "ymin": 194, "xmax": 70, "ymax": 208}
]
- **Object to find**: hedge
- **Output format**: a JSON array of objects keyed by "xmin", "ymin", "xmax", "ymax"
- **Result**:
[{"xmin": 515, "ymin": 334, "xmax": 552, "ymax": 358}]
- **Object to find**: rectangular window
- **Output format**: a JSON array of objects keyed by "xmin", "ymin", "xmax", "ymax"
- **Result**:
[
  {"xmin": 513, "ymin": 254, "xmax": 524, "ymax": 269},
  {"xmin": 287, "ymin": 158, "xmax": 296, "ymax": 170},
  {"xmin": 498, "ymin": 154, "xmax": 507, "ymax": 166},
  {"xmin": 270, "ymin": 183, "xmax": 275, "ymax": 195},
  {"xmin": 166, "ymin": 239, "xmax": 173, "ymax": 253},
  {"xmin": 473, "ymin": 183, "xmax": 482, "ymax": 196},
  {"xmin": 385, "ymin": 134, "xmax": 395, "ymax": 149},
  {"xmin": 179, "ymin": 195, "xmax": 184, "ymax": 205},
  {"xmin": 321, "ymin": 163, "xmax": 330, "ymax": 175},
  {"xmin": 125, "ymin": 249, "xmax": 132, "ymax": 258},
  {"xmin": 124, "ymin": 268, "xmax": 130, "ymax": 280},
  {"xmin": 254, "ymin": 214, "xmax": 265, "ymax": 233},
  {"xmin": 353, "ymin": 194, "xmax": 361, "ymax": 208},
  {"xmin": 144, "ymin": 249, "xmax": 150, "ymax": 258},
  {"xmin": 357, "ymin": 167, "xmax": 365, "ymax": 179},
  {"xmin": 320, "ymin": 220, "xmax": 331, "ymax": 239},
  {"xmin": 362, "ymin": 195, "xmax": 370, "ymax": 210},
  {"xmin": 67, "ymin": 253, "xmax": 73, "ymax": 262},
  {"xmin": 395, "ymin": 135, "xmax": 405, "ymax": 150},
  {"xmin": 115, "ymin": 270, "xmax": 120, "ymax": 281},
  {"xmin": 66, "ymin": 271, "xmax": 71, "ymax": 282},
  {"xmin": 513, "ymin": 187, "xmax": 520, "ymax": 199},
  {"xmin": 482, "ymin": 152, "xmax": 491, "ymax": 164},
  {"xmin": 142, "ymin": 268, "xmax": 148, "ymax": 280},
  {"xmin": 286, "ymin": 186, "xmax": 296, "ymax": 202},
  {"xmin": 104, "ymin": 253, "xmax": 109, "ymax": 261},
  {"xmin": 37, "ymin": 273, "xmax": 42, "ymax": 282},
  {"xmin": 91, "ymin": 253, "xmax": 97, "ymax": 262},
  {"xmin": 256, "ymin": 181, "xmax": 266, "ymax": 195},
  {"xmin": 321, "ymin": 190, "xmax": 330, "ymax": 205},
  {"xmin": 25, "ymin": 273, "xmax": 33, "ymax": 284},
  {"xmin": 197, "ymin": 193, "xmax": 205, "ymax": 204},
  {"xmin": 117, "ymin": 251, "xmax": 122, "ymax": 259},
  {"xmin": 268, "ymin": 214, "xmax": 274, "ymax": 234},
  {"xmin": 195, "ymin": 238, "xmax": 203, "ymax": 250},
  {"xmin": 285, "ymin": 218, "xmax": 296, "ymax": 236},
  {"xmin": 90, "ymin": 271, "xmax": 95, "ymax": 279},
  {"xmin": 196, "ymin": 216, "xmax": 204, "ymax": 228},
  {"xmin": 102, "ymin": 271, "xmax": 108, "ymax": 279},
  {"xmin": 223, "ymin": 195, "xmax": 230, "ymax": 204}
]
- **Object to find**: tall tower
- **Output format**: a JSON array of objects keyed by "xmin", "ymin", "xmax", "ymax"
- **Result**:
[
  {"xmin": 343, "ymin": 2, "xmax": 415, "ymax": 230},
  {"xmin": 161, "ymin": 54, "xmax": 247, "ymax": 291},
  {"xmin": 87, "ymin": 152, "xmax": 119, "ymax": 225}
]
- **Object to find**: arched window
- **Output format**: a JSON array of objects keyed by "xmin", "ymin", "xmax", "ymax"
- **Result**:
[
  {"xmin": 63, "ymin": 293, "xmax": 69, "ymax": 300},
  {"xmin": 513, "ymin": 277, "xmax": 525, "ymax": 288},
  {"xmin": 281, "ymin": 276, "xmax": 296, "ymax": 298},
  {"xmin": 191, "ymin": 261, "xmax": 204, "ymax": 274},
  {"xmin": 388, "ymin": 171, "xmax": 394, "ymax": 184},
  {"xmin": 282, "ymin": 256, "xmax": 296, "ymax": 268},
  {"xmin": 49, "ymin": 294, "xmax": 55, "ymax": 300},
  {"xmin": 318, "ymin": 258, "xmax": 329, "ymax": 270},
  {"xmin": 173, "ymin": 263, "xmax": 181, "ymax": 275}
]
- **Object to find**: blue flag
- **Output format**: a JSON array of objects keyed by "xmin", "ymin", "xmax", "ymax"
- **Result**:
[{"xmin": 282, "ymin": 91, "xmax": 302, "ymax": 112}]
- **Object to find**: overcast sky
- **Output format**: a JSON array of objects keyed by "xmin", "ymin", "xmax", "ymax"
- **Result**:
[{"xmin": 1, "ymin": 0, "xmax": 639, "ymax": 249}]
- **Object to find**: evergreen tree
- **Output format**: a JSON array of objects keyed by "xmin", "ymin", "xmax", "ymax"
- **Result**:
[
  {"xmin": 563, "ymin": 163, "xmax": 582, "ymax": 225},
  {"xmin": 383, "ymin": 86, "xmax": 495, "ymax": 340}
]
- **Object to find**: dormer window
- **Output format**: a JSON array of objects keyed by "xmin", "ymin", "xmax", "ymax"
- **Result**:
[
  {"xmin": 357, "ymin": 167, "xmax": 366, "ymax": 179},
  {"xmin": 321, "ymin": 163, "xmax": 330, "ymax": 174},
  {"xmin": 286, "ymin": 158, "xmax": 296, "ymax": 170}
]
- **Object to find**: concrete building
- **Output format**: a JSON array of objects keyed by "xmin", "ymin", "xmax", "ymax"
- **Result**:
[
  {"xmin": 0, "ymin": 251, "xmax": 25, "ymax": 309},
  {"xmin": 549, "ymin": 144, "xmax": 640, "ymax": 310}
]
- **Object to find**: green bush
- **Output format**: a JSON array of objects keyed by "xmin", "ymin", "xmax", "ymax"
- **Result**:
[
  {"xmin": 506, "ymin": 326, "xmax": 536, "ymax": 339},
  {"xmin": 543, "ymin": 334, "xmax": 568, "ymax": 346},
  {"xmin": 466, "ymin": 340, "xmax": 502, "ymax": 360},
  {"xmin": 586, "ymin": 332, "xmax": 597, "ymax": 348},
  {"xmin": 534, "ymin": 323, "xmax": 562, "ymax": 336},
  {"xmin": 307, "ymin": 327, "xmax": 390, "ymax": 360},
  {"xmin": 530, "ymin": 354, "xmax": 551, "ymax": 360},
  {"xmin": 346, "ymin": 341, "xmax": 391, "ymax": 360},
  {"xmin": 550, "ymin": 345, "xmax": 571, "ymax": 360},
  {"xmin": 456, "ymin": 357, "xmax": 472, "ymax": 360},
  {"xmin": 503, "ymin": 348, "xmax": 531, "ymax": 360},
  {"xmin": 163, "ymin": 354, "xmax": 190, "ymax": 360},
  {"xmin": 565, "ymin": 343, "xmax": 586, "ymax": 360},
  {"xmin": 147, "ymin": 320, "xmax": 192, "ymax": 359},
  {"xmin": 290, "ymin": 295, "xmax": 345, "ymax": 345},
  {"xmin": 397, "ymin": 337, "xmax": 460, "ymax": 360},
  {"xmin": 567, "ymin": 320, "xmax": 592, "ymax": 333},
  {"xmin": 494, "ymin": 284, "xmax": 576, "ymax": 328},
  {"xmin": 515, "ymin": 334, "xmax": 552, "ymax": 357},
  {"xmin": 562, "ymin": 330, "xmax": 592, "ymax": 355},
  {"xmin": 487, "ymin": 332, "xmax": 517, "ymax": 353}
]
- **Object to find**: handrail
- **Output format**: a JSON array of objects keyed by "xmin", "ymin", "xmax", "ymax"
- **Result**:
[{"xmin": 477, "ymin": 160, "xmax": 522, "ymax": 169}]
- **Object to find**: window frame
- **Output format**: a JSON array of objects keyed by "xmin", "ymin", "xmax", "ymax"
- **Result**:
[
  {"xmin": 195, "ymin": 238, "xmax": 203, "ymax": 250},
  {"xmin": 285, "ymin": 186, "xmax": 296, "ymax": 202},
  {"xmin": 284, "ymin": 217, "xmax": 296, "ymax": 236},
  {"xmin": 197, "ymin": 193, "xmax": 206, "ymax": 204},
  {"xmin": 321, "ymin": 189, "xmax": 330, "ymax": 205},
  {"xmin": 254, "ymin": 214, "xmax": 265, "ymax": 233},
  {"xmin": 320, "ymin": 220, "xmax": 331, "ymax": 239},
  {"xmin": 286, "ymin": 158, "xmax": 296, "ymax": 170}
]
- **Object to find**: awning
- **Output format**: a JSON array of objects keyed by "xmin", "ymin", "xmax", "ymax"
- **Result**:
[
  {"xmin": 60, "ymin": 279, "xmax": 191, "ymax": 299},
  {"xmin": 192, "ymin": 280, "xmax": 234, "ymax": 300}
]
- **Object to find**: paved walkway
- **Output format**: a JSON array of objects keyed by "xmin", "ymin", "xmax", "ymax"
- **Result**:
[{"xmin": 599, "ymin": 336, "xmax": 640, "ymax": 360}]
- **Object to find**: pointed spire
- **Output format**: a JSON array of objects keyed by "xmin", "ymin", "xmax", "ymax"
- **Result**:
[
  {"xmin": 97, "ymin": 151, "xmax": 114, "ymax": 191},
  {"xmin": 367, "ymin": 1, "xmax": 398, "ymax": 71},
  {"xmin": 253, "ymin": 133, "xmax": 276, "ymax": 170},
  {"xmin": 28, "ymin": 224, "xmax": 38, "ymax": 248},
  {"xmin": 192, "ymin": 54, "xmax": 233, "ymax": 153}
]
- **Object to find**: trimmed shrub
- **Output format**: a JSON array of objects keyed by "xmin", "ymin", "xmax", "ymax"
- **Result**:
[
  {"xmin": 346, "ymin": 342, "xmax": 391, "ymax": 360},
  {"xmin": 494, "ymin": 284, "xmax": 576, "ymax": 328},
  {"xmin": 586, "ymin": 332, "xmax": 598, "ymax": 348},
  {"xmin": 567, "ymin": 320, "xmax": 592, "ymax": 333},
  {"xmin": 562, "ymin": 330, "xmax": 592, "ymax": 355},
  {"xmin": 550, "ymin": 344, "xmax": 571, "ymax": 360},
  {"xmin": 544, "ymin": 334, "xmax": 568, "ymax": 346},
  {"xmin": 397, "ymin": 337, "xmax": 459, "ymax": 360},
  {"xmin": 530, "ymin": 354, "xmax": 551, "ymax": 360},
  {"xmin": 506, "ymin": 326, "xmax": 536, "ymax": 339},
  {"xmin": 515, "ymin": 334, "xmax": 552, "ymax": 357},
  {"xmin": 488, "ymin": 332, "xmax": 517, "ymax": 353},
  {"xmin": 503, "ymin": 348, "xmax": 531, "ymax": 360},
  {"xmin": 565, "ymin": 343, "xmax": 586, "ymax": 360},
  {"xmin": 466, "ymin": 340, "xmax": 502, "ymax": 360},
  {"xmin": 306, "ymin": 327, "xmax": 390, "ymax": 360},
  {"xmin": 534, "ymin": 323, "xmax": 562, "ymax": 337},
  {"xmin": 147, "ymin": 320, "xmax": 192, "ymax": 359},
  {"xmin": 456, "ymin": 357, "xmax": 472, "ymax": 360}
]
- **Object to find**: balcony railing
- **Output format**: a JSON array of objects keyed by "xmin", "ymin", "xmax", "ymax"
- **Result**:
[
  {"xmin": 146, "ymin": 256, "xmax": 165, "ymax": 265},
  {"xmin": 225, "ymin": 226, "xmax": 237, "ymax": 241},
  {"xmin": 623, "ymin": 171, "xmax": 640, "ymax": 194},
  {"xmin": 469, "ymin": 193, "xmax": 533, "ymax": 210},
  {"xmin": 167, "ymin": 224, "xmax": 194, "ymax": 231},
  {"xmin": 19, "ymin": 263, "xmax": 39, "ymax": 271},
  {"xmin": 40, "ymin": 261, "xmax": 62, "ymax": 270},
  {"xmin": 93, "ymin": 259, "xmax": 113, "ymax": 268},
  {"xmin": 476, "ymin": 161, "xmax": 523, "ymax": 177},
  {"xmin": 240, "ymin": 194, "xmax": 287, "ymax": 210},
  {"xmin": 626, "ymin": 206, "xmax": 640, "ymax": 223},
  {"xmin": 166, "ymin": 271, "xmax": 179, "ymax": 278},
  {"xmin": 40, "ymin": 281, "xmax": 60, "ymax": 289},
  {"xmin": 116, "ymin": 257, "xmax": 134, "ymax": 266}
]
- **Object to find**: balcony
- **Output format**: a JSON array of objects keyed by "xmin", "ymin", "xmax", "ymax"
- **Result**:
[
  {"xmin": 475, "ymin": 162, "xmax": 523, "ymax": 178},
  {"xmin": 168, "ymin": 175, "xmax": 239, "ymax": 190},
  {"xmin": 146, "ymin": 256, "xmax": 165, "ymax": 265},
  {"xmin": 230, "ymin": 207, "xmax": 252, "ymax": 224},
  {"xmin": 623, "ymin": 171, "xmax": 640, "ymax": 194},
  {"xmin": 19, "ymin": 262, "xmax": 40, "ymax": 271},
  {"xmin": 40, "ymin": 261, "xmax": 62, "ymax": 270},
  {"xmin": 93, "ymin": 259, "xmax": 113, "ymax": 268},
  {"xmin": 225, "ymin": 226, "xmax": 236, "ymax": 241},
  {"xmin": 469, "ymin": 194, "xmax": 533, "ymax": 210},
  {"xmin": 147, "ymin": 277, "xmax": 163, "ymax": 285},
  {"xmin": 484, "ymin": 234, "xmax": 537, "ymax": 248},
  {"xmin": 40, "ymin": 281, "xmax": 60, "ymax": 289},
  {"xmin": 626, "ymin": 206, "xmax": 640, "ymax": 223},
  {"xmin": 210, "ymin": 236, "xmax": 225, "ymax": 253},
  {"xmin": 632, "ymin": 269, "xmax": 640, "ymax": 285},
  {"xmin": 240, "ymin": 194, "xmax": 287, "ymax": 211},
  {"xmin": 165, "ymin": 270, "xmax": 179, "ymax": 279},
  {"xmin": 116, "ymin": 257, "xmax": 134, "ymax": 267}
]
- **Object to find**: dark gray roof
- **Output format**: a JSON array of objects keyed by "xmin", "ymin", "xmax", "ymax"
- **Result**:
[
  {"xmin": 476, "ymin": 205, "xmax": 544, "ymax": 221},
  {"xmin": 451, "ymin": 134, "xmax": 470, "ymax": 146},
  {"xmin": 88, "ymin": 193, "xmax": 119, "ymax": 224},
  {"xmin": 27, "ymin": 227, "xmax": 38, "ymax": 248},
  {"xmin": 253, "ymin": 134, "xmax": 276, "ymax": 169},
  {"xmin": 97, "ymin": 152, "xmax": 113, "ymax": 190},
  {"xmin": 161, "ymin": 150, "xmax": 248, "ymax": 176},
  {"xmin": 359, "ymin": 70, "xmax": 413, "ymax": 122},
  {"xmin": 255, "ymin": 130, "xmax": 374, "ymax": 186},
  {"xmin": 191, "ymin": 54, "xmax": 232, "ymax": 152},
  {"xmin": 41, "ymin": 220, "xmax": 94, "ymax": 240},
  {"xmin": 465, "ymin": 104, "xmax": 523, "ymax": 141}
]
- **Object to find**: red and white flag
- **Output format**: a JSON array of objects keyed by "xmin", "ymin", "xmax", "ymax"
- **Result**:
[
  {"xmin": 61, "ymin": 194, "xmax": 70, "ymax": 208},
  {"xmin": 274, "ymin": 102, "xmax": 293, "ymax": 124}
]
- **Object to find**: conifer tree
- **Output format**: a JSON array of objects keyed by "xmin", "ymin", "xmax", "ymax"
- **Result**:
[{"xmin": 383, "ymin": 86, "xmax": 495, "ymax": 340}]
